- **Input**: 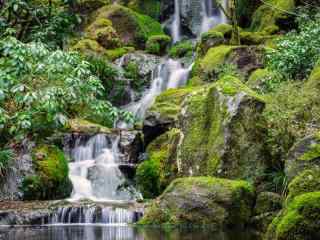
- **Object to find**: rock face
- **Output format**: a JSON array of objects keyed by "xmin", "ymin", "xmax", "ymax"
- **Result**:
[
  {"xmin": 177, "ymin": 76, "xmax": 268, "ymax": 183},
  {"xmin": 0, "ymin": 141, "xmax": 35, "ymax": 200},
  {"xmin": 140, "ymin": 177, "xmax": 255, "ymax": 228},
  {"xmin": 285, "ymin": 133, "xmax": 320, "ymax": 181}
]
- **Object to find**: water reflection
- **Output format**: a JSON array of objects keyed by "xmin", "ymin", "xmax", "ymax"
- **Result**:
[{"xmin": 0, "ymin": 225, "xmax": 260, "ymax": 240}]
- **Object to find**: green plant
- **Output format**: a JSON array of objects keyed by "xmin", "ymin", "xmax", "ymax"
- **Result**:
[
  {"xmin": 0, "ymin": 149, "xmax": 15, "ymax": 176},
  {"xmin": 266, "ymin": 17, "xmax": 320, "ymax": 79},
  {"xmin": 0, "ymin": 37, "xmax": 132, "ymax": 140},
  {"xmin": 169, "ymin": 41, "xmax": 194, "ymax": 58},
  {"xmin": 215, "ymin": 63, "xmax": 242, "ymax": 80}
]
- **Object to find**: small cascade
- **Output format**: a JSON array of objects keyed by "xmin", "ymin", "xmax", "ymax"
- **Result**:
[
  {"xmin": 171, "ymin": 0, "xmax": 181, "ymax": 43},
  {"xmin": 123, "ymin": 59, "xmax": 193, "ymax": 121},
  {"xmin": 69, "ymin": 134, "xmax": 141, "ymax": 202},
  {"xmin": 46, "ymin": 206, "xmax": 142, "ymax": 225},
  {"xmin": 200, "ymin": 0, "xmax": 228, "ymax": 34}
]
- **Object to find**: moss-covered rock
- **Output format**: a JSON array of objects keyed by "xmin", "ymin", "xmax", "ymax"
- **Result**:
[
  {"xmin": 196, "ymin": 45, "xmax": 264, "ymax": 83},
  {"xmin": 250, "ymin": 0, "xmax": 295, "ymax": 34},
  {"xmin": 265, "ymin": 192, "xmax": 320, "ymax": 240},
  {"xmin": 122, "ymin": 0, "xmax": 161, "ymax": 20},
  {"xmin": 140, "ymin": 177, "xmax": 255, "ymax": 228},
  {"xmin": 136, "ymin": 128, "xmax": 181, "ymax": 198},
  {"xmin": 286, "ymin": 169, "xmax": 320, "ymax": 203},
  {"xmin": 93, "ymin": 4, "xmax": 164, "ymax": 48},
  {"xmin": 71, "ymin": 39, "xmax": 107, "ymax": 57},
  {"xmin": 176, "ymin": 76, "xmax": 267, "ymax": 184},
  {"xmin": 67, "ymin": 118, "xmax": 112, "ymax": 134},
  {"xmin": 145, "ymin": 34, "xmax": 171, "ymax": 55},
  {"xmin": 105, "ymin": 46, "xmax": 135, "ymax": 61},
  {"xmin": 197, "ymin": 30, "xmax": 225, "ymax": 56},
  {"xmin": 21, "ymin": 145, "xmax": 72, "ymax": 200},
  {"xmin": 169, "ymin": 41, "xmax": 195, "ymax": 59},
  {"xmin": 254, "ymin": 192, "xmax": 283, "ymax": 216},
  {"xmin": 285, "ymin": 133, "xmax": 320, "ymax": 181}
]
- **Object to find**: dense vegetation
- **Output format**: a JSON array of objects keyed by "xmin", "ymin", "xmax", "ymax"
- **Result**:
[{"xmin": 1, "ymin": 0, "xmax": 320, "ymax": 239}]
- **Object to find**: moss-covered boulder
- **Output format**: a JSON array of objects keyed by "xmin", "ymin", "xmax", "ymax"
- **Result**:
[
  {"xmin": 176, "ymin": 76, "xmax": 267, "ymax": 183},
  {"xmin": 285, "ymin": 133, "xmax": 320, "ymax": 181},
  {"xmin": 265, "ymin": 192, "xmax": 320, "ymax": 240},
  {"xmin": 145, "ymin": 34, "xmax": 171, "ymax": 55},
  {"xmin": 121, "ymin": 0, "xmax": 161, "ymax": 20},
  {"xmin": 136, "ymin": 128, "xmax": 181, "ymax": 198},
  {"xmin": 250, "ymin": 0, "xmax": 295, "ymax": 34},
  {"xmin": 93, "ymin": 4, "xmax": 164, "ymax": 48},
  {"xmin": 67, "ymin": 118, "xmax": 112, "ymax": 134},
  {"xmin": 195, "ymin": 45, "xmax": 264, "ymax": 83},
  {"xmin": 140, "ymin": 177, "xmax": 255, "ymax": 228},
  {"xmin": 198, "ymin": 30, "xmax": 225, "ymax": 56},
  {"xmin": 71, "ymin": 39, "xmax": 107, "ymax": 57},
  {"xmin": 286, "ymin": 169, "xmax": 320, "ymax": 203},
  {"xmin": 169, "ymin": 41, "xmax": 195, "ymax": 59},
  {"xmin": 21, "ymin": 145, "xmax": 72, "ymax": 200}
]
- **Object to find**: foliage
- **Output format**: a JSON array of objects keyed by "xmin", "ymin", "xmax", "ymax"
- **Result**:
[
  {"xmin": 266, "ymin": 17, "xmax": 320, "ymax": 79},
  {"xmin": 145, "ymin": 35, "xmax": 171, "ymax": 55},
  {"xmin": 0, "ymin": 0, "xmax": 80, "ymax": 48},
  {"xmin": 0, "ymin": 149, "xmax": 15, "ymax": 176},
  {"xmin": 215, "ymin": 63, "xmax": 242, "ymax": 80},
  {"xmin": 0, "ymin": 37, "xmax": 132, "ymax": 140}
]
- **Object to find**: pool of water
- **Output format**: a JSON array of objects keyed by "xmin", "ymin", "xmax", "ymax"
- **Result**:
[{"xmin": 0, "ymin": 225, "xmax": 261, "ymax": 240}]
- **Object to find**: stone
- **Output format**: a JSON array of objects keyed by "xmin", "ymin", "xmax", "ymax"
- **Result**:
[{"xmin": 140, "ymin": 177, "xmax": 255, "ymax": 228}]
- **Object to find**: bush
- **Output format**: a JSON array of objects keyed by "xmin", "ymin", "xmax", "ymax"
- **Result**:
[
  {"xmin": 0, "ymin": 149, "xmax": 15, "ymax": 177},
  {"xmin": 0, "ymin": 37, "xmax": 131, "ymax": 140},
  {"xmin": 266, "ymin": 17, "xmax": 320, "ymax": 79}
]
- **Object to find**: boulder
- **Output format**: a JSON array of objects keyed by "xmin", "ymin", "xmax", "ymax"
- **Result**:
[
  {"xmin": 265, "ymin": 192, "xmax": 320, "ymax": 240},
  {"xmin": 285, "ymin": 133, "xmax": 320, "ymax": 182},
  {"xmin": 140, "ymin": 177, "xmax": 255, "ymax": 228}
]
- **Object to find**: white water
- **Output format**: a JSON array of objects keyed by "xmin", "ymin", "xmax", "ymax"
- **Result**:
[
  {"xmin": 171, "ymin": 0, "xmax": 181, "ymax": 43},
  {"xmin": 200, "ymin": 0, "xmax": 228, "ymax": 34},
  {"xmin": 69, "ymin": 134, "xmax": 140, "ymax": 202},
  {"xmin": 123, "ymin": 59, "xmax": 193, "ymax": 121}
]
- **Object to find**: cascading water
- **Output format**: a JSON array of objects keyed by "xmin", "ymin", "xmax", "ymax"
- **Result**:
[
  {"xmin": 124, "ymin": 59, "xmax": 193, "ymax": 121},
  {"xmin": 171, "ymin": 0, "xmax": 181, "ymax": 43},
  {"xmin": 69, "ymin": 134, "xmax": 140, "ymax": 202},
  {"xmin": 201, "ymin": 0, "xmax": 228, "ymax": 34}
]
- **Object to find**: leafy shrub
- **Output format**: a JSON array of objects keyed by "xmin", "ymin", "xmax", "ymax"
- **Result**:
[
  {"xmin": 145, "ymin": 35, "xmax": 171, "ymax": 55},
  {"xmin": 0, "ymin": 0, "xmax": 80, "ymax": 48},
  {"xmin": 266, "ymin": 17, "xmax": 320, "ymax": 79},
  {"xmin": 0, "ymin": 37, "xmax": 131, "ymax": 140}
]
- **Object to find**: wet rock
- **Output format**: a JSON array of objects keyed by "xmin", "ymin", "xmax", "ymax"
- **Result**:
[
  {"xmin": 285, "ymin": 133, "xmax": 320, "ymax": 182},
  {"xmin": 140, "ymin": 177, "xmax": 255, "ymax": 228},
  {"xmin": 0, "ymin": 141, "xmax": 35, "ymax": 200},
  {"xmin": 119, "ymin": 130, "xmax": 143, "ymax": 163}
]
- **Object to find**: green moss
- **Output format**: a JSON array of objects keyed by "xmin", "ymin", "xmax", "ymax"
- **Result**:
[
  {"xmin": 149, "ymin": 87, "xmax": 195, "ymax": 121},
  {"xmin": 209, "ymin": 24, "xmax": 233, "ymax": 36},
  {"xmin": 169, "ymin": 41, "xmax": 194, "ymax": 58},
  {"xmin": 140, "ymin": 176, "xmax": 254, "ymax": 226},
  {"xmin": 95, "ymin": 4, "xmax": 164, "ymax": 48},
  {"xmin": 250, "ymin": 0, "xmax": 295, "ymax": 34},
  {"xmin": 298, "ymin": 143, "xmax": 320, "ymax": 161},
  {"xmin": 71, "ymin": 39, "xmax": 107, "ymax": 57},
  {"xmin": 306, "ymin": 62, "xmax": 320, "ymax": 88},
  {"xmin": 67, "ymin": 118, "xmax": 112, "ymax": 134},
  {"xmin": 287, "ymin": 169, "xmax": 320, "ymax": 203},
  {"xmin": 268, "ymin": 192, "xmax": 320, "ymax": 240},
  {"xmin": 22, "ymin": 145, "xmax": 71, "ymax": 200},
  {"xmin": 199, "ymin": 45, "xmax": 235, "ymax": 77},
  {"xmin": 240, "ymin": 31, "xmax": 271, "ymax": 45},
  {"xmin": 104, "ymin": 46, "xmax": 135, "ymax": 61},
  {"xmin": 136, "ymin": 129, "xmax": 181, "ymax": 198},
  {"xmin": 146, "ymin": 34, "xmax": 171, "ymax": 55}
]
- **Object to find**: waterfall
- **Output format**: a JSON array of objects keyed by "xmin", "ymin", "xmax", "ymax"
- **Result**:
[
  {"xmin": 200, "ymin": 0, "xmax": 228, "ymax": 34},
  {"xmin": 171, "ymin": 0, "xmax": 181, "ymax": 43},
  {"xmin": 46, "ymin": 206, "xmax": 142, "ymax": 225},
  {"xmin": 123, "ymin": 59, "xmax": 193, "ymax": 121},
  {"xmin": 69, "ymin": 134, "xmax": 141, "ymax": 202}
]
